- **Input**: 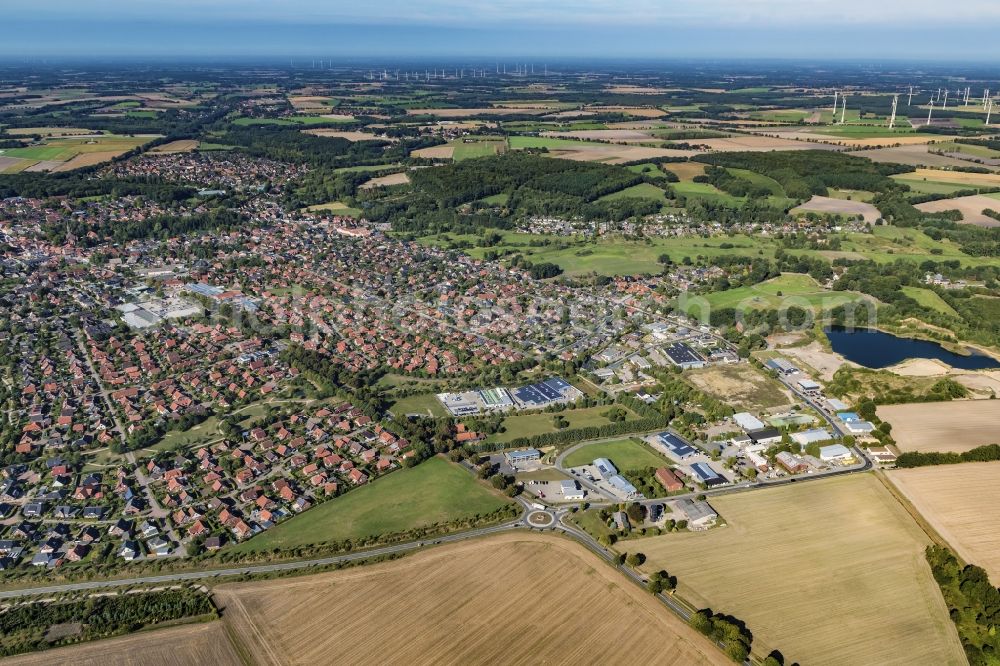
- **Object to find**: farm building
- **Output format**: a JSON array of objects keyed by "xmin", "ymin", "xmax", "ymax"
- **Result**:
[
  {"xmin": 734, "ymin": 412, "xmax": 766, "ymax": 431},
  {"xmin": 593, "ymin": 458, "xmax": 618, "ymax": 477},
  {"xmin": 819, "ymin": 444, "xmax": 854, "ymax": 462},
  {"xmin": 674, "ymin": 499, "xmax": 718, "ymax": 530},
  {"xmin": 747, "ymin": 427, "xmax": 783, "ymax": 446},
  {"xmin": 776, "ymin": 451, "xmax": 809, "ymax": 473},
  {"xmin": 506, "ymin": 449, "xmax": 541, "ymax": 465},
  {"xmin": 654, "ymin": 432, "xmax": 698, "ymax": 460},
  {"xmin": 791, "ymin": 428, "xmax": 834, "ymax": 447},
  {"xmin": 655, "ymin": 467, "xmax": 684, "ymax": 492},
  {"xmin": 560, "ymin": 480, "xmax": 585, "ymax": 500},
  {"xmin": 690, "ymin": 462, "xmax": 726, "ymax": 487},
  {"xmin": 663, "ymin": 342, "xmax": 706, "ymax": 369}
]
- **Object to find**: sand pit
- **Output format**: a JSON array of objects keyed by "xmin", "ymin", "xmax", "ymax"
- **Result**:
[
  {"xmin": 916, "ymin": 195, "xmax": 1000, "ymax": 227},
  {"xmin": 878, "ymin": 400, "xmax": 1000, "ymax": 453},
  {"xmin": 793, "ymin": 195, "xmax": 882, "ymax": 222},
  {"xmin": 889, "ymin": 462, "xmax": 1000, "ymax": 580}
]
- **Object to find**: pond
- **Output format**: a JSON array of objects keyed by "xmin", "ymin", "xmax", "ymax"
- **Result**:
[{"xmin": 825, "ymin": 326, "xmax": 1000, "ymax": 370}]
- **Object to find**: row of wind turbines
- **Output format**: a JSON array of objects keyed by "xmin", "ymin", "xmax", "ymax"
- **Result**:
[{"xmin": 830, "ymin": 85, "xmax": 996, "ymax": 128}]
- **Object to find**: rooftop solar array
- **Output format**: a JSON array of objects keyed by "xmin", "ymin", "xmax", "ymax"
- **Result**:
[
  {"xmin": 664, "ymin": 342, "xmax": 703, "ymax": 365},
  {"xmin": 691, "ymin": 462, "xmax": 724, "ymax": 485},
  {"xmin": 656, "ymin": 432, "xmax": 696, "ymax": 458}
]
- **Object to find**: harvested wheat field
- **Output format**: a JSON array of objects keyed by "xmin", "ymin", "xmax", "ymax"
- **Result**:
[
  {"xmin": 150, "ymin": 139, "xmax": 199, "ymax": 153},
  {"xmin": 637, "ymin": 474, "xmax": 964, "ymax": 666},
  {"xmin": 52, "ymin": 151, "xmax": 123, "ymax": 171},
  {"xmin": 907, "ymin": 168, "xmax": 1000, "ymax": 186},
  {"xmin": 543, "ymin": 129, "xmax": 657, "ymax": 143},
  {"xmin": 697, "ymin": 136, "xmax": 842, "ymax": 152},
  {"xmin": 304, "ymin": 129, "xmax": 388, "ymax": 142},
  {"xmin": 916, "ymin": 195, "xmax": 1000, "ymax": 227},
  {"xmin": 889, "ymin": 462, "xmax": 1000, "ymax": 580},
  {"xmin": 550, "ymin": 145, "xmax": 692, "ymax": 163},
  {"xmin": 215, "ymin": 532, "xmax": 728, "ymax": 666},
  {"xmin": 855, "ymin": 145, "xmax": 981, "ymax": 169},
  {"xmin": 878, "ymin": 400, "xmax": 1000, "ymax": 453},
  {"xmin": 1, "ymin": 621, "xmax": 241, "ymax": 666},
  {"xmin": 407, "ymin": 107, "xmax": 550, "ymax": 117},
  {"xmin": 359, "ymin": 171, "xmax": 410, "ymax": 189},
  {"xmin": 792, "ymin": 195, "xmax": 882, "ymax": 222},
  {"xmin": 411, "ymin": 144, "xmax": 455, "ymax": 159}
]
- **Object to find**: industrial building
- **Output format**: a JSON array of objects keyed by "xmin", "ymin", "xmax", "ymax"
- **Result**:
[
  {"xmin": 791, "ymin": 428, "xmax": 834, "ymax": 447},
  {"xmin": 747, "ymin": 427, "xmax": 782, "ymax": 446},
  {"xmin": 734, "ymin": 412, "xmax": 766, "ymax": 431},
  {"xmin": 506, "ymin": 449, "xmax": 541, "ymax": 465},
  {"xmin": 560, "ymin": 480, "xmax": 586, "ymax": 500},
  {"xmin": 655, "ymin": 467, "xmax": 684, "ymax": 492},
  {"xmin": 663, "ymin": 342, "xmax": 706, "ymax": 369},
  {"xmin": 690, "ymin": 462, "xmax": 725, "ymax": 487},
  {"xmin": 674, "ymin": 499, "xmax": 718, "ymax": 529},
  {"xmin": 593, "ymin": 458, "xmax": 618, "ymax": 478},
  {"xmin": 819, "ymin": 444, "xmax": 854, "ymax": 462},
  {"xmin": 654, "ymin": 432, "xmax": 697, "ymax": 460},
  {"xmin": 765, "ymin": 358, "xmax": 799, "ymax": 375}
]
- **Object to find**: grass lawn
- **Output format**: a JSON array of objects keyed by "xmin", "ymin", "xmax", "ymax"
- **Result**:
[
  {"xmin": 672, "ymin": 179, "xmax": 744, "ymax": 206},
  {"xmin": 562, "ymin": 438, "xmax": 666, "ymax": 470},
  {"xmin": 901, "ymin": 286, "xmax": 960, "ymax": 316},
  {"xmin": 228, "ymin": 457, "xmax": 512, "ymax": 553},
  {"xmin": 390, "ymin": 392, "xmax": 447, "ymax": 417},
  {"xmin": 452, "ymin": 138, "xmax": 505, "ymax": 161},
  {"xmin": 489, "ymin": 406, "xmax": 639, "ymax": 444}
]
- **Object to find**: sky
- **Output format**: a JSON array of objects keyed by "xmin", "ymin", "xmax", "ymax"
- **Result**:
[{"xmin": 3, "ymin": 0, "xmax": 1000, "ymax": 60}]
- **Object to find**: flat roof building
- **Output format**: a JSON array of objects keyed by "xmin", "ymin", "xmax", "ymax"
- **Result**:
[
  {"xmin": 655, "ymin": 432, "xmax": 697, "ymax": 459},
  {"xmin": 594, "ymin": 458, "xmax": 618, "ymax": 477},
  {"xmin": 819, "ymin": 444, "xmax": 854, "ymax": 462},
  {"xmin": 663, "ymin": 342, "xmax": 706, "ymax": 369},
  {"xmin": 734, "ymin": 412, "xmax": 766, "ymax": 431},
  {"xmin": 690, "ymin": 462, "xmax": 725, "ymax": 487},
  {"xmin": 791, "ymin": 428, "xmax": 834, "ymax": 447},
  {"xmin": 506, "ymin": 449, "xmax": 541, "ymax": 464}
]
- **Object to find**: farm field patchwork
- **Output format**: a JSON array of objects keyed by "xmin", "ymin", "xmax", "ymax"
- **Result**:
[
  {"xmin": 0, "ymin": 133, "xmax": 154, "ymax": 172},
  {"xmin": 877, "ymin": 401, "xmax": 1000, "ymax": 453},
  {"xmin": 888, "ymin": 462, "xmax": 1000, "ymax": 580},
  {"xmin": 228, "ymin": 457, "xmax": 512, "ymax": 553},
  {"xmin": 216, "ymin": 532, "xmax": 729, "ymax": 666},
  {"xmin": 636, "ymin": 474, "xmax": 964, "ymax": 665}
]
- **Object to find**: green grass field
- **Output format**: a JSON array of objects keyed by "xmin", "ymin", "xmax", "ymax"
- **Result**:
[
  {"xmin": 692, "ymin": 273, "xmax": 870, "ymax": 312},
  {"xmin": 893, "ymin": 175, "xmax": 985, "ymax": 196},
  {"xmin": 597, "ymin": 183, "xmax": 669, "ymax": 203},
  {"xmin": 901, "ymin": 286, "xmax": 960, "ymax": 316},
  {"xmin": 562, "ymin": 438, "xmax": 667, "ymax": 470},
  {"xmin": 672, "ymin": 180, "xmax": 744, "ymax": 206},
  {"xmin": 304, "ymin": 201, "xmax": 363, "ymax": 217},
  {"xmin": 809, "ymin": 125, "xmax": 925, "ymax": 139},
  {"xmin": 452, "ymin": 138, "xmax": 505, "ymax": 161},
  {"xmin": 390, "ymin": 392, "xmax": 447, "ymax": 417},
  {"xmin": 228, "ymin": 457, "xmax": 511, "ymax": 553},
  {"xmin": 489, "ymin": 406, "xmax": 639, "ymax": 444}
]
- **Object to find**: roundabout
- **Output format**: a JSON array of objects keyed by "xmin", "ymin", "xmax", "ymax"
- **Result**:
[{"xmin": 526, "ymin": 510, "xmax": 556, "ymax": 528}]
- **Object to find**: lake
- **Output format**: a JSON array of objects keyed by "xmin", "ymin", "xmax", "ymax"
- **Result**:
[{"xmin": 825, "ymin": 326, "xmax": 1000, "ymax": 370}]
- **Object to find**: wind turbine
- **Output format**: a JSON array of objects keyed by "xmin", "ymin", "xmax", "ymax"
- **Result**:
[
  {"xmin": 942, "ymin": 89, "xmax": 948, "ymax": 108},
  {"xmin": 987, "ymin": 100, "xmax": 994, "ymax": 126},
  {"xmin": 840, "ymin": 94, "xmax": 847, "ymax": 124},
  {"xmin": 889, "ymin": 94, "xmax": 898, "ymax": 129},
  {"xmin": 832, "ymin": 90, "xmax": 839, "ymax": 117},
  {"xmin": 926, "ymin": 97, "xmax": 935, "ymax": 126},
  {"xmin": 908, "ymin": 85, "xmax": 914, "ymax": 106}
]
